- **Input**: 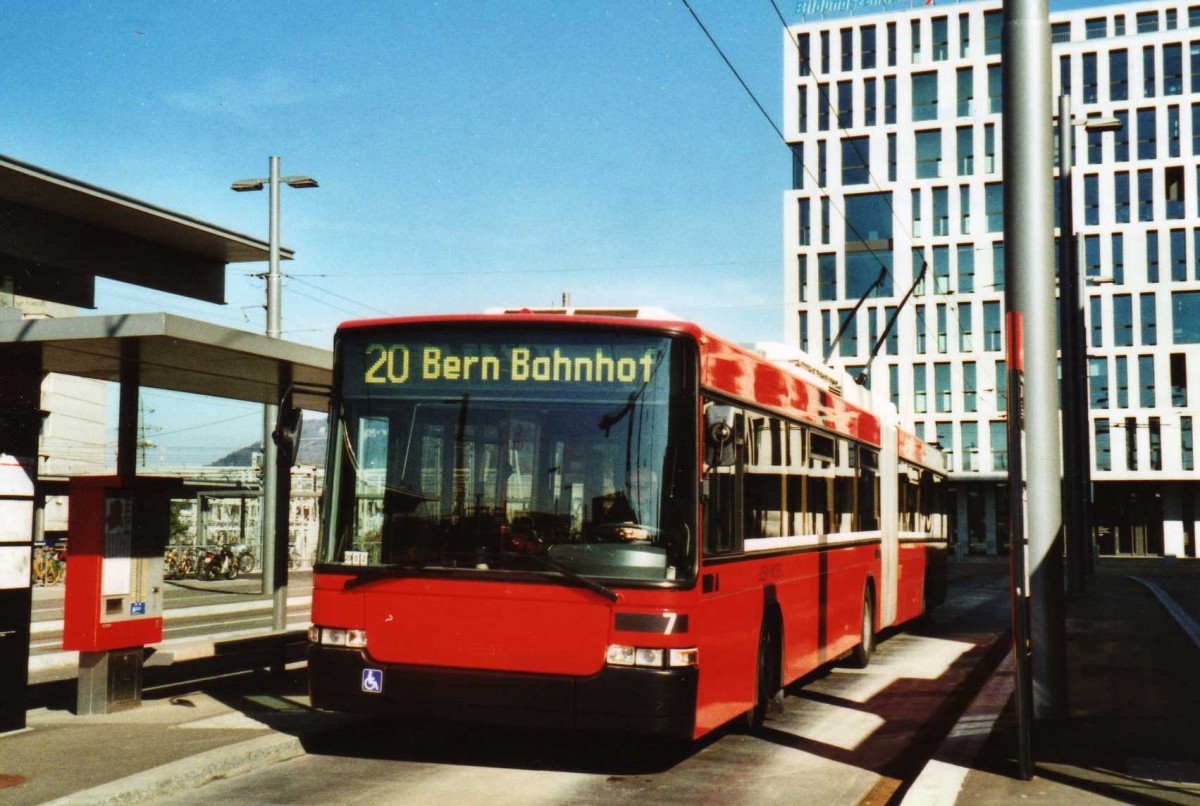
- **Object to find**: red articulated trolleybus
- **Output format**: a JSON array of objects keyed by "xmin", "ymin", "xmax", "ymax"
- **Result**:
[{"xmin": 308, "ymin": 308, "xmax": 948, "ymax": 740}]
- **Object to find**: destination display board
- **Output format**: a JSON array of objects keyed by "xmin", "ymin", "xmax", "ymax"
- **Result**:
[{"xmin": 339, "ymin": 328, "xmax": 679, "ymax": 400}]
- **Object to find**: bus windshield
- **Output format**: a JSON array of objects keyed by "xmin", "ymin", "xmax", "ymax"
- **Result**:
[{"xmin": 320, "ymin": 326, "xmax": 697, "ymax": 585}]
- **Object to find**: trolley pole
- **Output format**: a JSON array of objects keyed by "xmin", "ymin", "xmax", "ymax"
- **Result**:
[{"xmin": 1003, "ymin": 0, "xmax": 1065, "ymax": 778}]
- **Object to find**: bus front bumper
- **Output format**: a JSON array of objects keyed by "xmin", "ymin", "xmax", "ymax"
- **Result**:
[{"xmin": 308, "ymin": 645, "xmax": 698, "ymax": 740}]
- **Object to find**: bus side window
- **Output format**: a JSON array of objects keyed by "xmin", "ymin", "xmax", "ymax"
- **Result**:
[{"xmin": 703, "ymin": 404, "xmax": 743, "ymax": 556}]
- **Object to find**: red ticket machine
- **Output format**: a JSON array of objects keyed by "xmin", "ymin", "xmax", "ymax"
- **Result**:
[{"xmin": 64, "ymin": 476, "xmax": 177, "ymax": 712}]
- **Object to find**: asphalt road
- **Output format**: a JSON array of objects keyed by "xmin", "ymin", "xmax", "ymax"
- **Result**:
[{"xmin": 163, "ymin": 563, "xmax": 1015, "ymax": 806}]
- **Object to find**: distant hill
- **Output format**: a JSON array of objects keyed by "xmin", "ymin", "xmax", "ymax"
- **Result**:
[{"xmin": 209, "ymin": 416, "xmax": 328, "ymax": 468}]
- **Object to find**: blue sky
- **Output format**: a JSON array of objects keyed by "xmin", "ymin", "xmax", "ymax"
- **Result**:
[{"xmin": 3, "ymin": 0, "xmax": 1119, "ymax": 465}]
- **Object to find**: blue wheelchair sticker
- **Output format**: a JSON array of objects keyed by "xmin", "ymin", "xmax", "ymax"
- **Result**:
[
  {"xmin": 130, "ymin": 602, "xmax": 146, "ymax": 616},
  {"xmin": 362, "ymin": 668, "xmax": 383, "ymax": 694}
]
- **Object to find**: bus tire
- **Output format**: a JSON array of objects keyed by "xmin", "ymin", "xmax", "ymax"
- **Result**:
[
  {"xmin": 850, "ymin": 589, "xmax": 875, "ymax": 669},
  {"xmin": 740, "ymin": 622, "xmax": 777, "ymax": 733}
]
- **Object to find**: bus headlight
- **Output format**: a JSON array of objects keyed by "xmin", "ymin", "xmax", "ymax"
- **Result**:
[
  {"xmin": 606, "ymin": 644, "xmax": 697, "ymax": 668},
  {"xmin": 309, "ymin": 626, "xmax": 367, "ymax": 649}
]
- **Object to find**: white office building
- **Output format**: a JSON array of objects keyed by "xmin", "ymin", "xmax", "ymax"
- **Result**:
[{"xmin": 783, "ymin": 0, "xmax": 1200, "ymax": 556}]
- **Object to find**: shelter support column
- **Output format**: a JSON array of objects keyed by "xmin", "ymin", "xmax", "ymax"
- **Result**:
[{"xmin": 0, "ymin": 343, "xmax": 43, "ymax": 733}]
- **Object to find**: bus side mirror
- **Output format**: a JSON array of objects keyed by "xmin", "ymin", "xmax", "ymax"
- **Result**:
[
  {"xmin": 272, "ymin": 406, "xmax": 304, "ymax": 466},
  {"xmin": 704, "ymin": 405, "xmax": 736, "ymax": 468}
]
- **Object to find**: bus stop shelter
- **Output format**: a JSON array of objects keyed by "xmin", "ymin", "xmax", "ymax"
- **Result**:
[{"xmin": 0, "ymin": 154, "xmax": 332, "ymax": 731}]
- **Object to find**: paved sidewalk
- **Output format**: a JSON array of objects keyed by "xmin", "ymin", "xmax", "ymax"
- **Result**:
[{"xmin": 906, "ymin": 559, "xmax": 1200, "ymax": 804}]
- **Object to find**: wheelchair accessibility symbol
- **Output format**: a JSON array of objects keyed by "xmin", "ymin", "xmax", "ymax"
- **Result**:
[{"xmin": 362, "ymin": 668, "xmax": 383, "ymax": 694}]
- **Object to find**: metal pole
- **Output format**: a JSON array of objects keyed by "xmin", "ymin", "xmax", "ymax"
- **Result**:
[
  {"xmin": 1059, "ymin": 96, "xmax": 1088, "ymax": 597},
  {"xmin": 261, "ymin": 156, "xmax": 285, "ymax": 632},
  {"xmin": 1004, "ymin": 0, "xmax": 1065, "ymax": 776}
]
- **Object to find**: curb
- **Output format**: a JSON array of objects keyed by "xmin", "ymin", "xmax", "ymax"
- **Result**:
[
  {"xmin": 43, "ymin": 732, "xmax": 306, "ymax": 805},
  {"xmin": 900, "ymin": 649, "xmax": 1014, "ymax": 805}
]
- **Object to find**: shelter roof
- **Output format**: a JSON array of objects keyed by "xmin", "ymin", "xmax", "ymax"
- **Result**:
[
  {"xmin": 0, "ymin": 312, "xmax": 331, "ymax": 411},
  {"xmin": 0, "ymin": 153, "xmax": 289, "ymax": 308}
]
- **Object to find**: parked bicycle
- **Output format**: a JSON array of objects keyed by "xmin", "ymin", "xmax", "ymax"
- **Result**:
[
  {"xmin": 32, "ymin": 544, "xmax": 66, "ymax": 586},
  {"xmin": 234, "ymin": 544, "xmax": 256, "ymax": 574}
]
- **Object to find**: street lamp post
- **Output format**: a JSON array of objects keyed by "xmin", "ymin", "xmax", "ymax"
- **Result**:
[
  {"xmin": 1058, "ymin": 97, "xmax": 1121, "ymax": 597},
  {"xmin": 232, "ymin": 157, "xmax": 318, "ymax": 632}
]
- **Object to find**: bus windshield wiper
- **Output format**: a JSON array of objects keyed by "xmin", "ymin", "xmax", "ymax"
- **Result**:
[
  {"xmin": 507, "ymin": 551, "xmax": 619, "ymax": 602},
  {"xmin": 342, "ymin": 564, "xmax": 431, "ymax": 590}
]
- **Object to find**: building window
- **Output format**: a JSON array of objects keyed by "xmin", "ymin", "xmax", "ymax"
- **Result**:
[
  {"xmin": 1114, "ymin": 112, "xmax": 1130, "ymax": 161},
  {"xmin": 1060, "ymin": 54, "xmax": 1072, "ymax": 97},
  {"xmin": 1170, "ymin": 353, "xmax": 1189, "ymax": 406},
  {"xmin": 959, "ymin": 12, "xmax": 971, "ymax": 57},
  {"xmin": 798, "ymin": 89, "xmax": 808, "ymax": 135},
  {"xmin": 1138, "ymin": 170, "xmax": 1154, "ymax": 222},
  {"xmin": 862, "ymin": 26, "xmax": 876, "ymax": 69},
  {"xmin": 958, "ymin": 245, "xmax": 975, "ymax": 293},
  {"xmin": 798, "ymin": 255, "xmax": 808, "ymax": 302},
  {"xmin": 1086, "ymin": 129, "xmax": 1103, "ymax": 165},
  {"xmin": 1089, "ymin": 356, "xmax": 1110, "ymax": 408},
  {"xmin": 1193, "ymin": 43, "xmax": 1200, "ymax": 92},
  {"xmin": 957, "ymin": 67, "xmax": 973, "ymax": 117},
  {"xmin": 885, "ymin": 76, "xmax": 897, "ymax": 124},
  {"xmin": 1169, "ymin": 106, "xmax": 1182, "ymax": 159},
  {"xmin": 888, "ymin": 133, "xmax": 897, "ymax": 181},
  {"xmin": 1114, "ymin": 172, "xmax": 1130, "ymax": 223},
  {"xmin": 887, "ymin": 21, "xmax": 897, "ymax": 67},
  {"xmin": 932, "ymin": 17, "xmax": 948, "ymax": 61},
  {"xmin": 957, "ymin": 126, "xmax": 974, "ymax": 175},
  {"xmin": 1166, "ymin": 166, "xmax": 1185, "ymax": 219},
  {"xmin": 818, "ymin": 84, "xmax": 830, "ymax": 131},
  {"xmin": 912, "ymin": 191, "xmax": 923, "ymax": 238},
  {"xmin": 1171, "ymin": 229, "xmax": 1187, "ymax": 281},
  {"xmin": 799, "ymin": 198, "xmax": 810, "ymax": 246},
  {"xmin": 914, "ymin": 364, "xmax": 927, "ymax": 413},
  {"xmin": 842, "ymin": 136, "xmax": 870, "ymax": 185},
  {"xmin": 936, "ymin": 301, "xmax": 948, "ymax": 353},
  {"xmin": 799, "ymin": 311, "xmax": 809, "ymax": 353},
  {"xmin": 1183, "ymin": 416, "xmax": 1195, "ymax": 471},
  {"xmin": 1095, "ymin": 419, "xmax": 1111, "ymax": 471},
  {"xmin": 1116, "ymin": 356, "xmax": 1129, "ymax": 408},
  {"xmin": 936, "ymin": 421, "xmax": 954, "ymax": 471},
  {"xmin": 1115, "ymin": 15, "xmax": 1127, "ymax": 36},
  {"xmin": 916, "ymin": 304, "xmax": 927, "ymax": 353},
  {"xmin": 1110, "ymin": 50, "xmax": 1128, "ymax": 101},
  {"xmin": 821, "ymin": 197, "xmax": 830, "ymax": 243},
  {"xmin": 818, "ymin": 140, "xmax": 827, "ymax": 187},
  {"xmin": 838, "ymin": 308, "xmax": 858, "ymax": 357},
  {"xmin": 935, "ymin": 362, "xmax": 951, "ymax": 411},
  {"xmin": 1137, "ymin": 108, "xmax": 1157, "ymax": 159},
  {"xmin": 933, "ymin": 189, "xmax": 949, "ymax": 236},
  {"xmin": 837, "ymin": 80, "xmax": 853, "ymax": 126},
  {"xmin": 992, "ymin": 242, "xmax": 1005, "ymax": 292},
  {"xmin": 798, "ymin": 33, "xmax": 811, "ymax": 76},
  {"xmin": 916, "ymin": 130, "xmax": 941, "ymax": 178},
  {"xmin": 841, "ymin": 27, "xmax": 853, "ymax": 72},
  {"xmin": 1141, "ymin": 293, "xmax": 1158, "ymax": 344},
  {"xmin": 1084, "ymin": 174, "xmax": 1100, "ymax": 225},
  {"xmin": 1139, "ymin": 354, "xmax": 1156, "ymax": 406},
  {"xmin": 911, "ymin": 18, "xmax": 922, "ymax": 63},
  {"xmin": 984, "ymin": 10, "xmax": 1002, "ymax": 56},
  {"xmin": 961, "ymin": 421, "xmax": 978, "ymax": 471},
  {"xmin": 1165, "ymin": 43, "xmax": 1183, "ymax": 95},
  {"xmin": 886, "ymin": 305, "xmax": 898, "ymax": 355},
  {"xmin": 818, "ymin": 253, "xmax": 837, "ymax": 301},
  {"xmin": 889, "ymin": 364, "xmax": 899, "ymax": 409},
  {"xmin": 984, "ymin": 301, "xmax": 1001, "ymax": 351},
  {"xmin": 1125, "ymin": 417, "xmax": 1138, "ymax": 471},
  {"xmin": 1169, "ymin": 8, "xmax": 1179, "ymax": 29},
  {"xmin": 987, "ymin": 64, "xmax": 1003, "ymax": 114},
  {"xmin": 963, "ymin": 361, "xmax": 977, "ymax": 411},
  {"xmin": 1174, "ymin": 291, "xmax": 1200, "ymax": 342},
  {"xmin": 865, "ymin": 79, "xmax": 877, "ymax": 126},
  {"xmin": 1137, "ymin": 10, "xmax": 1159, "ymax": 33},
  {"xmin": 990, "ymin": 420, "xmax": 1007, "ymax": 470},
  {"xmin": 1114, "ymin": 295, "xmax": 1133, "ymax": 346},
  {"xmin": 1082, "ymin": 53, "xmax": 1099, "ymax": 103},
  {"xmin": 985, "ymin": 182, "xmax": 1003, "ymax": 232},
  {"xmin": 996, "ymin": 358, "xmax": 1007, "ymax": 407},
  {"xmin": 1051, "ymin": 22, "xmax": 1071, "ymax": 43},
  {"xmin": 1144, "ymin": 46, "xmax": 1157, "ymax": 97},
  {"xmin": 959, "ymin": 185, "xmax": 971, "ymax": 235},
  {"xmin": 1090, "ymin": 295, "xmax": 1104, "ymax": 347},
  {"xmin": 1113, "ymin": 232, "xmax": 1125, "ymax": 284},
  {"xmin": 1085, "ymin": 17, "xmax": 1107, "ymax": 38},
  {"xmin": 821, "ymin": 31, "xmax": 830, "ymax": 73},
  {"xmin": 984, "ymin": 123, "xmax": 996, "ymax": 172},
  {"xmin": 912, "ymin": 72, "xmax": 938, "ymax": 121},
  {"xmin": 1147, "ymin": 229, "xmax": 1160, "ymax": 282}
]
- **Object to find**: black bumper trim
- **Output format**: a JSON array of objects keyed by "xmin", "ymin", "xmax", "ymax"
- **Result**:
[{"xmin": 308, "ymin": 646, "xmax": 697, "ymax": 739}]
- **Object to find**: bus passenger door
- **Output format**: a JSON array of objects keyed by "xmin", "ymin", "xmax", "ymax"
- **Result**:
[{"xmin": 878, "ymin": 422, "xmax": 899, "ymax": 627}]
